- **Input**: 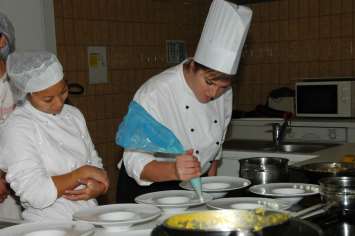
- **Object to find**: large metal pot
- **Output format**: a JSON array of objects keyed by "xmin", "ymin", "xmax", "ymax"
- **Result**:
[
  {"xmin": 319, "ymin": 176, "xmax": 355, "ymax": 212},
  {"xmin": 293, "ymin": 162, "xmax": 355, "ymax": 184},
  {"xmin": 239, "ymin": 157, "xmax": 289, "ymax": 185},
  {"xmin": 151, "ymin": 210, "xmax": 323, "ymax": 236}
]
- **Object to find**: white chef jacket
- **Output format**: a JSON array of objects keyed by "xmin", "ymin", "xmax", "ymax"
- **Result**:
[
  {"xmin": 0, "ymin": 72, "xmax": 21, "ymax": 220},
  {"xmin": 0, "ymin": 101, "xmax": 103, "ymax": 221},
  {"xmin": 119, "ymin": 61, "xmax": 232, "ymax": 185},
  {"xmin": 0, "ymin": 73, "xmax": 15, "ymax": 123}
]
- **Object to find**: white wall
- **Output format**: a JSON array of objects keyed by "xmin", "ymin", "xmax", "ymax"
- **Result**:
[{"xmin": 0, "ymin": 0, "xmax": 56, "ymax": 53}]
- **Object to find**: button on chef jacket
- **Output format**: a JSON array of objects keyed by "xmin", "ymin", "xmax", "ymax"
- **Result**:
[
  {"xmin": 0, "ymin": 101, "xmax": 103, "ymax": 221},
  {"xmin": 119, "ymin": 61, "xmax": 232, "ymax": 185}
]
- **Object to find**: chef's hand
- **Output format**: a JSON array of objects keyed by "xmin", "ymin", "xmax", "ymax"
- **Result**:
[
  {"xmin": 0, "ymin": 176, "xmax": 9, "ymax": 203},
  {"xmin": 63, "ymin": 178, "xmax": 106, "ymax": 201},
  {"xmin": 75, "ymin": 165, "xmax": 109, "ymax": 193},
  {"xmin": 175, "ymin": 149, "xmax": 201, "ymax": 181}
]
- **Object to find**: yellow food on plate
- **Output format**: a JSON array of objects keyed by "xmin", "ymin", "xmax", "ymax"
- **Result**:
[
  {"xmin": 164, "ymin": 209, "xmax": 289, "ymax": 232},
  {"xmin": 341, "ymin": 154, "xmax": 355, "ymax": 164}
]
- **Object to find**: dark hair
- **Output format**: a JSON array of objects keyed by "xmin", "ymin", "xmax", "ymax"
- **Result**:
[
  {"xmin": 192, "ymin": 61, "xmax": 212, "ymax": 72},
  {"xmin": 192, "ymin": 61, "xmax": 233, "ymax": 80}
]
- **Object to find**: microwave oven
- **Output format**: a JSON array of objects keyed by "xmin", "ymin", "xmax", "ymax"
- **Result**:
[{"xmin": 295, "ymin": 80, "xmax": 355, "ymax": 117}]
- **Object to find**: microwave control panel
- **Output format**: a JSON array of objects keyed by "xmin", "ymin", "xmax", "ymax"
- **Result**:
[{"xmin": 285, "ymin": 126, "xmax": 347, "ymax": 143}]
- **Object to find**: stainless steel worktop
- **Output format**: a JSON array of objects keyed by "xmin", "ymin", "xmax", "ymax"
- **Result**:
[
  {"xmin": 222, "ymin": 139, "xmax": 355, "ymax": 166},
  {"xmin": 223, "ymin": 139, "xmax": 339, "ymax": 154}
]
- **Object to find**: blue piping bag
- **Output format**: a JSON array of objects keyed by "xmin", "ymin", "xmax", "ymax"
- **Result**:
[
  {"xmin": 116, "ymin": 101, "xmax": 203, "ymax": 201},
  {"xmin": 190, "ymin": 177, "xmax": 203, "ymax": 202}
]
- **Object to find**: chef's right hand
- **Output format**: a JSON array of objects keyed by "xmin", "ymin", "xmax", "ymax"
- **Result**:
[
  {"xmin": 63, "ymin": 178, "xmax": 106, "ymax": 201},
  {"xmin": 75, "ymin": 165, "xmax": 109, "ymax": 193},
  {"xmin": 175, "ymin": 149, "xmax": 201, "ymax": 181}
]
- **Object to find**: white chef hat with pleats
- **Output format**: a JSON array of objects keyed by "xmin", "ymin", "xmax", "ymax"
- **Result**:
[
  {"xmin": 194, "ymin": 0, "xmax": 252, "ymax": 75},
  {"xmin": 7, "ymin": 51, "xmax": 63, "ymax": 94}
]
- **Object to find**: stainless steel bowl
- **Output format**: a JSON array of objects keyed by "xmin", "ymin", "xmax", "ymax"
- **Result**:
[
  {"xmin": 239, "ymin": 157, "xmax": 289, "ymax": 185},
  {"xmin": 319, "ymin": 176, "xmax": 355, "ymax": 211}
]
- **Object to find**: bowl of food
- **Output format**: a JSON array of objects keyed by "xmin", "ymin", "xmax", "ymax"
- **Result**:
[{"xmin": 151, "ymin": 209, "xmax": 322, "ymax": 236}]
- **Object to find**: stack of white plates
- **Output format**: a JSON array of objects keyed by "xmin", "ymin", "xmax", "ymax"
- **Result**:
[
  {"xmin": 179, "ymin": 176, "xmax": 251, "ymax": 199},
  {"xmin": 249, "ymin": 183, "xmax": 320, "ymax": 205},
  {"xmin": 0, "ymin": 221, "xmax": 94, "ymax": 236},
  {"xmin": 207, "ymin": 197, "xmax": 292, "ymax": 210},
  {"xmin": 73, "ymin": 204, "xmax": 161, "ymax": 232},
  {"xmin": 135, "ymin": 190, "xmax": 213, "ymax": 213}
]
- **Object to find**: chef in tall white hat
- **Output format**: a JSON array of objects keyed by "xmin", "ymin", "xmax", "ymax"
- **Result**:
[
  {"xmin": 116, "ymin": 0, "xmax": 252, "ymax": 203},
  {"xmin": 0, "ymin": 51, "xmax": 109, "ymax": 221}
]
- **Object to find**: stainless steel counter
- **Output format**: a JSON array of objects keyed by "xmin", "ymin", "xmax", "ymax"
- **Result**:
[{"xmin": 223, "ymin": 139, "xmax": 339, "ymax": 154}]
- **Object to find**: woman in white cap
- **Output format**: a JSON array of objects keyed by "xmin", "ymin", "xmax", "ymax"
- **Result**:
[
  {"xmin": 0, "ymin": 51, "xmax": 109, "ymax": 221},
  {"xmin": 0, "ymin": 11, "xmax": 22, "ymax": 220},
  {"xmin": 116, "ymin": 0, "xmax": 252, "ymax": 203}
]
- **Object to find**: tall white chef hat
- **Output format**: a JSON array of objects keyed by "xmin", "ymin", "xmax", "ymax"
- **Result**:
[
  {"xmin": 194, "ymin": 0, "xmax": 252, "ymax": 75},
  {"xmin": 7, "ymin": 51, "xmax": 63, "ymax": 94}
]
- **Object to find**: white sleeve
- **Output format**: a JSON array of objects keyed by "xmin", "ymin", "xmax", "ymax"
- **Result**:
[
  {"xmin": 122, "ymin": 150, "xmax": 155, "ymax": 186},
  {"xmin": 121, "ymin": 77, "xmax": 175, "ymax": 186},
  {"xmin": 216, "ymin": 88, "xmax": 233, "ymax": 161},
  {"xmin": 0, "ymin": 120, "xmax": 57, "ymax": 209}
]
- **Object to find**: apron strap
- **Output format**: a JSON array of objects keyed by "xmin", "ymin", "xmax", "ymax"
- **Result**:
[{"xmin": 116, "ymin": 163, "xmax": 182, "ymax": 203}]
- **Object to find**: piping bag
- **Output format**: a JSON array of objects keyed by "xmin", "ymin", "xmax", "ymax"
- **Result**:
[{"xmin": 116, "ymin": 101, "xmax": 204, "ymax": 202}]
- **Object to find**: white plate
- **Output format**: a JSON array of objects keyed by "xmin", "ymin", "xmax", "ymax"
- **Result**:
[
  {"xmin": 73, "ymin": 204, "xmax": 160, "ymax": 232},
  {"xmin": 0, "ymin": 221, "xmax": 94, "ymax": 236},
  {"xmin": 207, "ymin": 197, "xmax": 292, "ymax": 210},
  {"xmin": 179, "ymin": 176, "xmax": 251, "ymax": 192},
  {"xmin": 135, "ymin": 190, "xmax": 213, "ymax": 213},
  {"xmin": 122, "ymin": 229, "xmax": 152, "ymax": 236},
  {"xmin": 275, "ymin": 197, "xmax": 303, "ymax": 205},
  {"xmin": 249, "ymin": 183, "xmax": 320, "ymax": 197}
]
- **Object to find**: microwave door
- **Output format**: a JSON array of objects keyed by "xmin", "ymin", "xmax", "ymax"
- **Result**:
[{"xmin": 297, "ymin": 85, "xmax": 338, "ymax": 116}]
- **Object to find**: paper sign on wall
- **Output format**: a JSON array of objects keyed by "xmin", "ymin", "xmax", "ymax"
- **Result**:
[{"xmin": 88, "ymin": 46, "xmax": 108, "ymax": 84}]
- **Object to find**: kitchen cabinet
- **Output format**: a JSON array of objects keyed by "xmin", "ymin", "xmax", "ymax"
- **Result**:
[{"xmin": 227, "ymin": 118, "xmax": 355, "ymax": 143}]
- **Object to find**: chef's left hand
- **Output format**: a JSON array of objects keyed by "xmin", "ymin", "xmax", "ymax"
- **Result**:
[
  {"xmin": 207, "ymin": 160, "xmax": 218, "ymax": 176},
  {"xmin": 62, "ymin": 178, "xmax": 106, "ymax": 201}
]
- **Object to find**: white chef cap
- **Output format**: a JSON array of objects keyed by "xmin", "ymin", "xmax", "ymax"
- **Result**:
[
  {"xmin": 7, "ymin": 51, "xmax": 64, "ymax": 94},
  {"xmin": 0, "ymin": 12, "xmax": 15, "ymax": 53},
  {"xmin": 194, "ymin": 0, "xmax": 252, "ymax": 75}
]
